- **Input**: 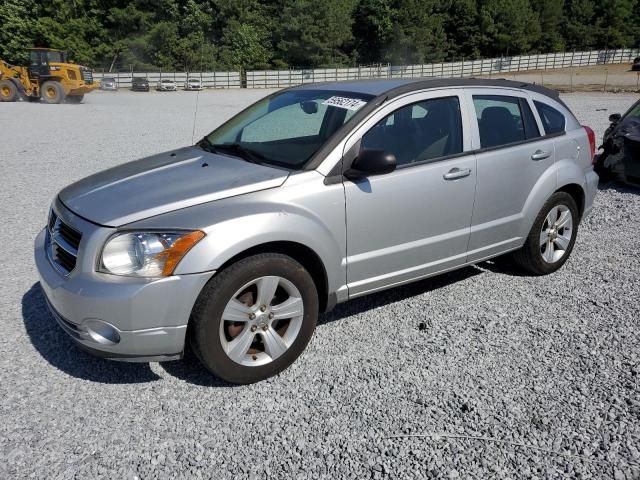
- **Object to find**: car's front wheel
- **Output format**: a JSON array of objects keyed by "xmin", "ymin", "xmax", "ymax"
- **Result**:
[
  {"xmin": 513, "ymin": 192, "xmax": 579, "ymax": 275},
  {"xmin": 191, "ymin": 253, "xmax": 318, "ymax": 384}
]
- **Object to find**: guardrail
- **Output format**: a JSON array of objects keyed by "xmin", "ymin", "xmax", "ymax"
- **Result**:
[
  {"xmin": 93, "ymin": 71, "xmax": 241, "ymax": 89},
  {"xmin": 246, "ymin": 48, "xmax": 640, "ymax": 88}
]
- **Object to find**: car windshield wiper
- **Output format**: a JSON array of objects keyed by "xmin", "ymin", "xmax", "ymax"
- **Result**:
[
  {"xmin": 212, "ymin": 143, "xmax": 268, "ymax": 164},
  {"xmin": 197, "ymin": 136, "xmax": 217, "ymax": 154}
]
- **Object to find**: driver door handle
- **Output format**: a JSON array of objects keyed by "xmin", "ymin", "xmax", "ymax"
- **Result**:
[
  {"xmin": 531, "ymin": 149, "xmax": 552, "ymax": 161},
  {"xmin": 443, "ymin": 167, "xmax": 472, "ymax": 180}
]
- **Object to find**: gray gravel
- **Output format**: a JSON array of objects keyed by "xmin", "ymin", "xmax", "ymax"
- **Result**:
[{"xmin": 1, "ymin": 90, "xmax": 640, "ymax": 479}]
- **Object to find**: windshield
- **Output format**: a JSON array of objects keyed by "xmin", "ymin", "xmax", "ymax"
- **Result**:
[
  {"xmin": 625, "ymin": 101, "xmax": 640, "ymax": 120},
  {"xmin": 203, "ymin": 89, "xmax": 373, "ymax": 170},
  {"xmin": 45, "ymin": 51, "xmax": 66, "ymax": 63}
]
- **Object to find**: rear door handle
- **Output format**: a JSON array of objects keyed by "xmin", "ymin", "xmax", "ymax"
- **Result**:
[
  {"xmin": 531, "ymin": 149, "xmax": 552, "ymax": 161},
  {"xmin": 443, "ymin": 167, "xmax": 472, "ymax": 180}
]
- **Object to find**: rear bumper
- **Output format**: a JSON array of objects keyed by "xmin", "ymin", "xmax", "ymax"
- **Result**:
[
  {"xmin": 34, "ymin": 227, "xmax": 215, "ymax": 361},
  {"xmin": 583, "ymin": 169, "xmax": 599, "ymax": 218}
]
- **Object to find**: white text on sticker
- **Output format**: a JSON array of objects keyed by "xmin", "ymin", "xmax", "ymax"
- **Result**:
[{"xmin": 322, "ymin": 96, "xmax": 367, "ymax": 111}]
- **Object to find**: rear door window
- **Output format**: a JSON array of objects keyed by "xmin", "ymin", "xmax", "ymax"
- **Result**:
[
  {"xmin": 473, "ymin": 95, "xmax": 526, "ymax": 148},
  {"xmin": 534, "ymin": 100, "xmax": 566, "ymax": 135}
]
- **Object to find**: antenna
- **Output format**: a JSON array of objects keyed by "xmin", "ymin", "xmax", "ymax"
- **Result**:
[
  {"xmin": 190, "ymin": 86, "xmax": 200, "ymax": 145},
  {"xmin": 191, "ymin": 42, "xmax": 205, "ymax": 145}
]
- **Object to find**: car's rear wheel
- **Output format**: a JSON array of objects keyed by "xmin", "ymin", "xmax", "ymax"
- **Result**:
[
  {"xmin": 191, "ymin": 253, "xmax": 318, "ymax": 384},
  {"xmin": 513, "ymin": 192, "xmax": 579, "ymax": 275}
]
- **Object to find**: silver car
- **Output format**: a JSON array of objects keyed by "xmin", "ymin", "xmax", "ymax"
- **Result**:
[
  {"xmin": 184, "ymin": 78, "xmax": 203, "ymax": 90},
  {"xmin": 99, "ymin": 77, "xmax": 117, "ymax": 91},
  {"xmin": 35, "ymin": 79, "xmax": 599, "ymax": 384},
  {"xmin": 157, "ymin": 79, "xmax": 177, "ymax": 91}
]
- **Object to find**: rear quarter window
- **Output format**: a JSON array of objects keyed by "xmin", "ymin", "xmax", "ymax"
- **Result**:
[{"xmin": 534, "ymin": 101, "xmax": 566, "ymax": 135}]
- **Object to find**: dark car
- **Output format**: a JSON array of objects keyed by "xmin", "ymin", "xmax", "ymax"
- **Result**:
[
  {"xmin": 595, "ymin": 99, "xmax": 640, "ymax": 185},
  {"xmin": 131, "ymin": 77, "xmax": 149, "ymax": 92},
  {"xmin": 632, "ymin": 57, "xmax": 640, "ymax": 72}
]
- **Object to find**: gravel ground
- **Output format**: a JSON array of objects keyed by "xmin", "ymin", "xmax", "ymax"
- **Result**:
[{"xmin": 1, "ymin": 90, "xmax": 639, "ymax": 479}]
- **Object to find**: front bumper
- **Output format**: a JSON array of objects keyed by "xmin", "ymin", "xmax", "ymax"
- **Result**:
[
  {"xmin": 34, "ymin": 209, "xmax": 215, "ymax": 362},
  {"xmin": 68, "ymin": 82, "xmax": 99, "ymax": 96}
]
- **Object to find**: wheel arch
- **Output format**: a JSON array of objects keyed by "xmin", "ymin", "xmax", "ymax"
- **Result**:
[
  {"xmin": 6, "ymin": 77, "xmax": 24, "ymax": 90},
  {"xmin": 556, "ymin": 182, "xmax": 586, "ymax": 219},
  {"xmin": 206, "ymin": 241, "xmax": 332, "ymax": 314}
]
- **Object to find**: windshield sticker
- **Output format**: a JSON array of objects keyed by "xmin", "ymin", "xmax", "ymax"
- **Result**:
[{"xmin": 322, "ymin": 96, "xmax": 367, "ymax": 111}]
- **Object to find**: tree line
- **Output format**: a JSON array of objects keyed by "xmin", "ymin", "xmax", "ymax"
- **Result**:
[{"xmin": 1, "ymin": 0, "xmax": 639, "ymax": 72}]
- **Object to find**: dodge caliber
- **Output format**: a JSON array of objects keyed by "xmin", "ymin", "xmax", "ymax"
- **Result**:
[{"xmin": 35, "ymin": 79, "xmax": 599, "ymax": 384}]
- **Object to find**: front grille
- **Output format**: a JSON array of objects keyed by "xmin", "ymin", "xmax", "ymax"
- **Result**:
[
  {"xmin": 47, "ymin": 210, "xmax": 82, "ymax": 275},
  {"xmin": 81, "ymin": 68, "xmax": 93, "ymax": 84}
]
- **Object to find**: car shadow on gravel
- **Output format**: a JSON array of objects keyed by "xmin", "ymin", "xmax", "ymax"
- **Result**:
[
  {"xmin": 320, "ymin": 266, "xmax": 483, "ymax": 324},
  {"xmin": 158, "ymin": 267, "xmax": 486, "ymax": 386},
  {"xmin": 158, "ymin": 352, "xmax": 235, "ymax": 388},
  {"xmin": 22, "ymin": 283, "xmax": 161, "ymax": 384},
  {"xmin": 597, "ymin": 179, "xmax": 640, "ymax": 193}
]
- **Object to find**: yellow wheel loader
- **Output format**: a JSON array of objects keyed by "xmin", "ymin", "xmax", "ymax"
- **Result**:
[{"xmin": 0, "ymin": 48, "xmax": 98, "ymax": 104}]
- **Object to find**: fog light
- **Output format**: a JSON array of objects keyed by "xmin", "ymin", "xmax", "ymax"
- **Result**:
[{"xmin": 82, "ymin": 319, "xmax": 121, "ymax": 345}]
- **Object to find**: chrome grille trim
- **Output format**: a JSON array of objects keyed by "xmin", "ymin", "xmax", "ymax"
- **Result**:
[
  {"xmin": 81, "ymin": 67, "xmax": 93, "ymax": 84},
  {"xmin": 46, "ymin": 209, "xmax": 82, "ymax": 276}
]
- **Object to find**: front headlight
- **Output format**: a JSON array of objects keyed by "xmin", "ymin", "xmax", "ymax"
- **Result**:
[{"xmin": 99, "ymin": 231, "xmax": 205, "ymax": 277}]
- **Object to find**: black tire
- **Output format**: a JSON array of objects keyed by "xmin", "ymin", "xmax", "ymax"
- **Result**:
[
  {"xmin": 66, "ymin": 94, "xmax": 84, "ymax": 104},
  {"xmin": 513, "ymin": 192, "xmax": 579, "ymax": 275},
  {"xmin": 0, "ymin": 80, "xmax": 18, "ymax": 102},
  {"xmin": 40, "ymin": 81, "xmax": 66, "ymax": 104},
  {"xmin": 191, "ymin": 253, "xmax": 319, "ymax": 384}
]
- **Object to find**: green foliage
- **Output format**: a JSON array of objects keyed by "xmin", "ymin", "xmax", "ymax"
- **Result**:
[
  {"xmin": 594, "ymin": 0, "xmax": 638, "ymax": 48},
  {"xmin": 385, "ymin": 0, "xmax": 447, "ymax": 64},
  {"xmin": 443, "ymin": 0, "xmax": 481, "ymax": 59},
  {"xmin": 563, "ymin": 0, "xmax": 597, "ymax": 50},
  {"xmin": 478, "ymin": 0, "xmax": 541, "ymax": 56},
  {"xmin": 353, "ymin": 0, "xmax": 394, "ymax": 63},
  {"xmin": 1, "ymin": 0, "xmax": 639, "ymax": 70},
  {"xmin": 533, "ymin": 0, "xmax": 566, "ymax": 52},
  {"xmin": 0, "ymin": 0, "xmax": 40, "ymax": 64},
  {"xmin": 275, "ymin": 0, "xmax": 357, "ymax": 68}
]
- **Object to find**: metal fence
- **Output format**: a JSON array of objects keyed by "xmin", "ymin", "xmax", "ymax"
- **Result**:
[
  {"xmin": 93, "ymin": 71, "xmax": 241, "ymax": 89},
  {"xmin": 91, "ymin": 49, "xmax": 639, "ymax": 90},
  {"xmin": 246, "ymin": 48, "xmax": 640, "ymax": 88}
]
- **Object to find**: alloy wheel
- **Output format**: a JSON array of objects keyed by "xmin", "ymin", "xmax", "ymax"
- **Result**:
[
  {"xmin": 219, "ymin": 276, "xmax": 304, "ymax": 366},
  {"xmin": 539, "ymin": 205, "xmax": 573, "ymax": 263}
]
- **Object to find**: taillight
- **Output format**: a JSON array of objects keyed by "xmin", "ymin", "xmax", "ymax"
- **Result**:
[{"xmin": 583, "ymin": 125, "xmax": 596, "ymax": 164}]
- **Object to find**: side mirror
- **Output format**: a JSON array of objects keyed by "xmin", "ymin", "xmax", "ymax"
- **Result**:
[
  {"xmin": 609, "ymin": 113, "xmax": 622, "ymax": 123},
  {"xmin": 345, "ymin": 149, "xmax": 396, "ymax": 178},
  {"xmin": 300, "ymin": 101, "xmax": 318, "ymax": 114}
]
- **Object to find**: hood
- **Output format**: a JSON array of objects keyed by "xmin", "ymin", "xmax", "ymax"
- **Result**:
[{"xmin": 59, "ymin": 147, "xmax": 289, "ymax": 226}]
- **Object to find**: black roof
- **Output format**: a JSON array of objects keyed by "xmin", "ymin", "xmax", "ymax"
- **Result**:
[{"xmin": 292, "ymin": 77, "xmax": 564, "ymax": 106}]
